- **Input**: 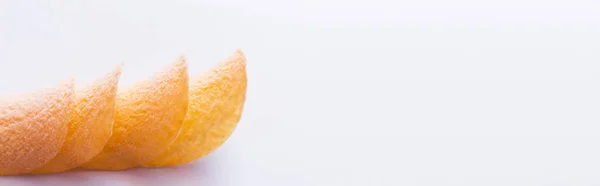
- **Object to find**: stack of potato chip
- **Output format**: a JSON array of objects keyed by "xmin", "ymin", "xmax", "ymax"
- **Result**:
[{"xmin": 0, "ymin": 50, "xmax": 247, "ymax": 175}]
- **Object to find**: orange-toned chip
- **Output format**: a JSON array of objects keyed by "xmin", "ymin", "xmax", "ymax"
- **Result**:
[
  {"xmin": 0, "ymin": 80, "xmax": 74, "ymax": 175},
  {"xmin": 31, "ymin": 65, "xmax": 122, "ymax": 174},
  {"xmin": 82, "ymin": 58, "xmax": 188, "ymax": 170},
  {"xmin": 143, "ymin": 50, "xmax": 246, "ymax": 167}
]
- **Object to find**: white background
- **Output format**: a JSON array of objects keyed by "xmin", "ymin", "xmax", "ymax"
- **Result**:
[{"xmin": 2, "ymin": 0, "xmax": 600, "ymax": 185}]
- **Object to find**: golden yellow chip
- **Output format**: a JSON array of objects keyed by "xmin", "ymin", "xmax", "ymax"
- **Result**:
[
  {"xmin": 143, "ymin": 50, "xmax": 246, "ymax": 167},
  {"xmin": 31, "ymin": 65, "xmax": 123, "ymax": 174},
  {"xmin": 82, "ymin": 58, "xmax": 188, "ymax": 170},
  {"xmin": 0, "ymin": 80, "xmax": 74, "ymax": 175}
]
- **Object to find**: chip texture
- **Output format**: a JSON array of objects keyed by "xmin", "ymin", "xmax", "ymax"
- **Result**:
[
  {"xmin": 31, "ymin": 66, "xmax": 122, "ymax": 174},
  {"xmin": 0, "ymin": 80, "xmax": 74, "ymax": 175},
  {"xmin": 82, "ymin": 58, "xmax": 188, "ymax": 170},
  {"xmin": 143, "ymin": 50, "xmax": 246, "ymax": 167}
]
